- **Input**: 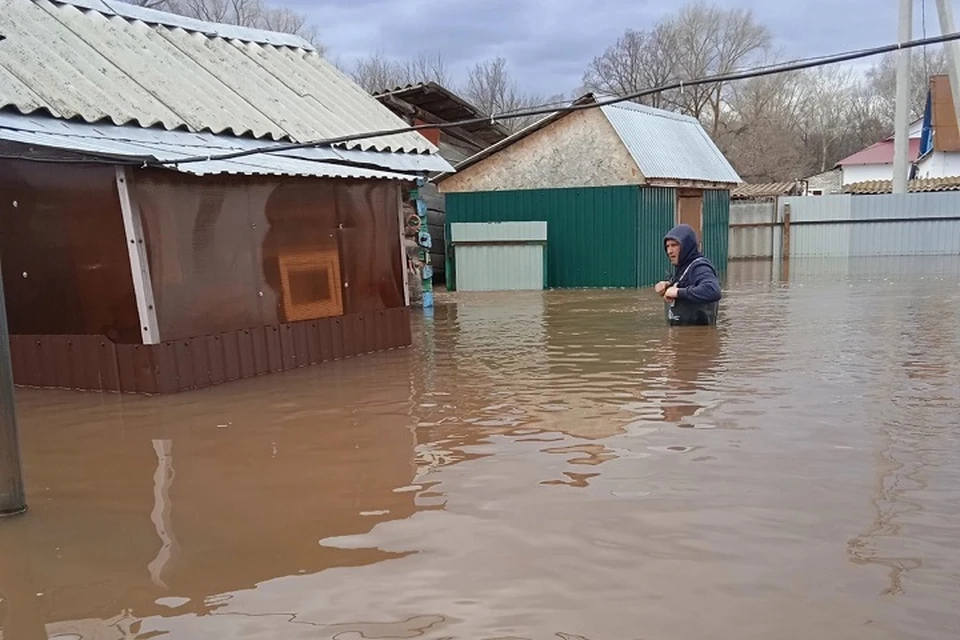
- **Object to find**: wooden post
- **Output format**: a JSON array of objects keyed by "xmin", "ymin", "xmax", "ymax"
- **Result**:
[{"xmin": 0, "ymin": 253, "xmax": 26, "ymax": 517}]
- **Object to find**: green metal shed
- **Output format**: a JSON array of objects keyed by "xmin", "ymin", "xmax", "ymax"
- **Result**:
[{"xmin": 436, "ymin": 94, "xmax": 740, "ymax": 290}]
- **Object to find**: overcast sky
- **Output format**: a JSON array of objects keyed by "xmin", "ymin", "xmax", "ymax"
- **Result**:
[{"xmin": 289, "ymin": 0, "xmax": 955, "ymax": 95}]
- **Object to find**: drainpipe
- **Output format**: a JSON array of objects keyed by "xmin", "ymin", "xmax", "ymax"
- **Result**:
[{"xmin": 0, "ymin": 254, "xmax": 26, "ymax": 518}]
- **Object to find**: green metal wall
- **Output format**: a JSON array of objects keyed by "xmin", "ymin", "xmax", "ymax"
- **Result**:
[
  {"xmin": 702, "ymin": 188, "xmax": 730, "ymax": 272},
  {"xmin": 636, "ymin": 187, "xmax": 675, "ymax": 288},
  {"xmin": 445, "ymin": 186, "xmax": 640, "ymax": 288},
  {"xmin": 444, "ymin": 185, "xmax": 728, "ymax": 289}
]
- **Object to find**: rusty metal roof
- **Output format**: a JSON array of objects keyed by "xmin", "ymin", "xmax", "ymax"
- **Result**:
[
  {"xmin": 374, "ymin": 83, "xmax": 510, "ymax": 149},
  {"xmin": 0, "ymin": 0, "xmax": 436, "ymax": 154},
  {"xmin": 844, "ymin": 176, "xmax": 960, "ymax": 194},
  {"xmin": 731, "ymin": 181, "xmax": 802, "ymax": 199}
]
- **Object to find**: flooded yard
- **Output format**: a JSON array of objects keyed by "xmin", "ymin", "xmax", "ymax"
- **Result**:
[{"xmin": 2, "ymin": 257, "xmax": 959, "ymax": 640}]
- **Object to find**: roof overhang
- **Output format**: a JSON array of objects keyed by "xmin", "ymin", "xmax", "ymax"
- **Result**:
[{"xmin": 0, "ymin": 112, "xmax": 454, "ymax": 180}]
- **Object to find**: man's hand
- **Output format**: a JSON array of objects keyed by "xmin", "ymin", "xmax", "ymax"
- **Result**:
[
  {"xmin": 654, "ymin": 281, "xmax": 670, "ymax": 296},
  {"xmin": 664, "ymin": 285, "xmax": 680, "ymax": 300}
]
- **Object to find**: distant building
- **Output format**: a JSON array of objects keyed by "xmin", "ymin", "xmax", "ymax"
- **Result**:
[
  {"xmin": 436, "ymin": 94, "xmax": 740, "ymax": 290},
  {"xmin": 803, "ymin": 169, "xmax": 843, "ymax": 196},
  {"xmin": 374, "ymin": 83, "xmax": 509, "ymax": 286},
  {"xmin": 0, "ymin": 0, "xmax": 452, "ymax": 394},
  {"xmin": 915, "ymin": 74, "xmax": 960, "ymax": 179},
  {"xmin": 835, "ymin": 119, "xmax": 923, "ymax": 186}
]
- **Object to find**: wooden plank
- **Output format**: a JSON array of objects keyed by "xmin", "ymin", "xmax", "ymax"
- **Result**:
[
  {"xmin": 251, "ymin": 327, "xmax": 270, "ymax": 375},
  {"xmin": 116, "ymin": 344, "xmax": 138, "ymax": 393},
  {"xmin": 221, "ymin": 333, "xmax": 242, "ymax": 382},
  {"xmin": 265, "ymin": 325, "xmax": 284, "ymax": 373},
  {"xmin": 36, "ymin": 336, "xmax": 58, "ymax": 388},
  {"xmin": 279, "ymin": 324, "xmax": 297, "ymax": 370},
  {"xmin": 237, "ymin": 330, "xmax": 257, "ymax": 379},
  {"xmin": 292, "ymin": 323, "xmax": 310, "ymax": 368},
  {"xmin": 175, "ymin": 340, "xmax": 196, "ymax": 391},
  {"xmin": 154, "ymin": 343, "xmax": 179, "ymax": 394},
  {"xmin": 66, "ymin": 338, "xmax": 87, "ymax": 391},
  {"xmin": 342, "ymin": 314, "xmax": 359, "ymax": 357},
  {"xmin": 95, "ymin": 339, "xmax": 121, "ymax": 392},
  {"xmin": 132, "ymin": 345, "xmax": 158, "ymax": 394},
  {"xmin": 306, "ymin": 321, "xmax": 322, "ymax": 364},
  {"xmin": 50, "ymin": 335, "xmax": 72, "ymax": 389},
  {"xmin": 330, "ymin": 317, "xmax": 345, "ymax": 360},
  {"xmin": 8, "ymin": 336, "xmax": 26, "ymax": 386},
  {"xmin": 206, "ymin": 335, "xmax": 226, "ymax": 386},
  {"xmin": 115, "ymin": 167, "xmax": 160, "ymax": 344},
  {"xmin": 190, "ymin": 336, "xmax": 212, "ymax": 389}
]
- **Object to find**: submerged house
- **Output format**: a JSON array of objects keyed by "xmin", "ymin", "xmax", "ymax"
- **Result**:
[
  {"xmin": 435, "ymin": 94, "xmax": 740, "ymax": 290},
  {"xmin": 0, "ymin": 0, "xmax": 452, "ymax": 394},
  {"xmin": 374, "ymin": 82, "xmax": 509, "ymax": 286}
]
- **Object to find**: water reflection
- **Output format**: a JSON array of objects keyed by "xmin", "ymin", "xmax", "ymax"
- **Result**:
[{"xmin": 1, "ymin": 257, "xmax": 959, "ymax": 639}]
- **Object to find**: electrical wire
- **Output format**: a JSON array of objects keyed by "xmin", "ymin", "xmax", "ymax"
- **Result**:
[{"xmin": 158, "ymin": 30, "xmax": 960, "ymax": 168}]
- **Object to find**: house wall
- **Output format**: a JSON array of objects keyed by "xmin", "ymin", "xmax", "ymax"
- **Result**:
[
  {"xmin": 0, "ymin": 160, "xmax": 141, "ymax": 342},
  {"xmin": 438, "ymin": 108, "xmax": 643, "ymax": 193},
  {"xmin": 841, "ymin": 164, "xmax": 894, "ymax": 185},
  {"xmin": 804, "ymin": 169, "xmax": 842, "ymax": 195},
  {"xmin": 914, "ymin": 151, "xmax": 960, "ymax": 178},
  {"xmin": 130, "ymin": 171, "xmax": 405, "ymax": 342}
]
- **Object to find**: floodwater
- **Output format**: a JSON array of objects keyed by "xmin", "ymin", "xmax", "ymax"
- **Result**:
[{"xmin": 2, "ymin": 257, "xmax": 960, "ymax": 640}]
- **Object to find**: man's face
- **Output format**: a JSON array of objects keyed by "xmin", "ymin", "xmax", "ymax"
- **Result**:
[{"xmin": 665, "ymin": 239, "xmax": 681, "ymax": 265}]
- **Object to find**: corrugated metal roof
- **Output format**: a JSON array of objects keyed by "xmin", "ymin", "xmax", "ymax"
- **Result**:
[
  {"xmin": 599, "ymin": 101, "xmax": 740, "ymax": 184},
  {"xmin": 0, "ymin": 112, "xmax": 453, "ymax": 180},
  {"xmin": 437, "ymin": 94, "xmax": 740, "ymax": 186},
  {"xmin": 731, "ymin": 181, "xmax": 801, "ymax": 199},
  {"xmin": 844, "ymin": 175, "xmax": 960, "ymax": 194},
  {"xmin": 835, "ymin": 139, "xmax": 921, "ymax": 166},
  {"xmin": 0, "ymin": 0, "xmax": 437, "ymax": 154}
]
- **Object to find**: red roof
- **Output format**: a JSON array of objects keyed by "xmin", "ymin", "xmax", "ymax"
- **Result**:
[{"xmin": 836, "ymin": 138, "xmax": 920, "ymax": 166}]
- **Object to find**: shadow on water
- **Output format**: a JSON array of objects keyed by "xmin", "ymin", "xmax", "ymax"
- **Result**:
[{"xmin": 1, "ymin": 256, "xmax": 960, "ymax": 638}]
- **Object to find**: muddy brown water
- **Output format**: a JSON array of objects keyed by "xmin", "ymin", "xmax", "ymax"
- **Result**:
[{"xmin": 1, "ymin": 257, "xmax": 959, "ymax": 639}]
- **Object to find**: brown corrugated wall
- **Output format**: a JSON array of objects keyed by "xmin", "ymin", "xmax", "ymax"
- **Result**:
[{"xmin": 9, "ymin": 307, "xmax": 411, "ymax": 394}]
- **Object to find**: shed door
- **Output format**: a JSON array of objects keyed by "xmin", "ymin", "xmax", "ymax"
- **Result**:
[{"xmin": 677, "ymin": 189, "xmax": 704, "ymax": 250}]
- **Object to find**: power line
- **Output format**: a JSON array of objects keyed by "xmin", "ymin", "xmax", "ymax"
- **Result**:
[{"xmin": 158, "ymin": 30, "xmax": 960, "ymax": 168}]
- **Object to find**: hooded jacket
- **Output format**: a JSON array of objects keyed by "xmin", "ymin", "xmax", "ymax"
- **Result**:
[{"xmin": 664, "ymin": 224, "xmax": 721, "ymax": 304}]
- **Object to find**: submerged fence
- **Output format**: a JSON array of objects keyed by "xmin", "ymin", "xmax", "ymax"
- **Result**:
[{"xmin": 730, "ymin": 192, "xmax": 960, "ymax": 259}]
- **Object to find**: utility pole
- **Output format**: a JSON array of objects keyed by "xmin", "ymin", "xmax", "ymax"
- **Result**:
[
  {"xmin": 935, "ymin": 0, "xmax": 960, "ymax": 128},
  {"xmin": 893, "ymin": 0, "xmax": 913, "ymax": 194},
  {"xmin": 0, "ymin": 254, "xmax": 26, "ymax": 518}
]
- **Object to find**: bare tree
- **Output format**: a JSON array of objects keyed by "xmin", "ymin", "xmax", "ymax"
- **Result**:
[
  {"xmin": 120, "ymin": 0, "xmax": 324, "ymax": 52},
  {"xmin": 581, "ymin": 25, "xmax": 678, "ymax": 108},
  {"xmin": 581, "ymin": 1, "xmax": 770, "ymax": 136},
  {"xmin": 669, "ymin": 1, "xmax": 771, "ymax": 135},
  {"xmin": 867, "ymin": 46, "xmax": 947, "ymax": 123},
  {"xmin": 349, "ymin": 51, "xmax": 451, "ymax": 93},
  {"xmin": 463, "ymin": 56, "xmax": 551, "ymax": 132}
]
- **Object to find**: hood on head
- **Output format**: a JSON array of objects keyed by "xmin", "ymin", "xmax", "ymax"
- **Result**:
[{"xmin": 664, "ymin": 224, "xmax": 701, "ymax": 265}]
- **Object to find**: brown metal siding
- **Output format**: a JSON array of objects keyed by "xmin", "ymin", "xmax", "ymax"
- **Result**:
[{"xmin": 8, "ymin": 307, "xmax": 411, "ymax": 394}]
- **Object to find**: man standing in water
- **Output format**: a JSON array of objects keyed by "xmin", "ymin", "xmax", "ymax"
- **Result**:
[{"xmin": 654, "ymin": 224, "xmax": 722, "ymax": 325}]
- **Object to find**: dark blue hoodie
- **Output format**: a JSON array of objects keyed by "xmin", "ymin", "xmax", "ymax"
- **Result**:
[{"xmin": 664, "ymin": 224, "xmax": 721, "ymax": 303}]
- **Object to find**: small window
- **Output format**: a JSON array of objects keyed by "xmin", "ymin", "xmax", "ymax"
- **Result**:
[{"xmin": 810, "ymin": 189, "xmax": 823, "ymax": 196}]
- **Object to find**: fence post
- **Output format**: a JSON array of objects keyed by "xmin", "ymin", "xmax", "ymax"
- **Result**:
[
  {"xmin": 0, "ymin": 253, "xmax": 26, "ymax": 518},
  {"xmin": 782, "ymin": 204, "xmax": 792, "ymax": 261}
]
